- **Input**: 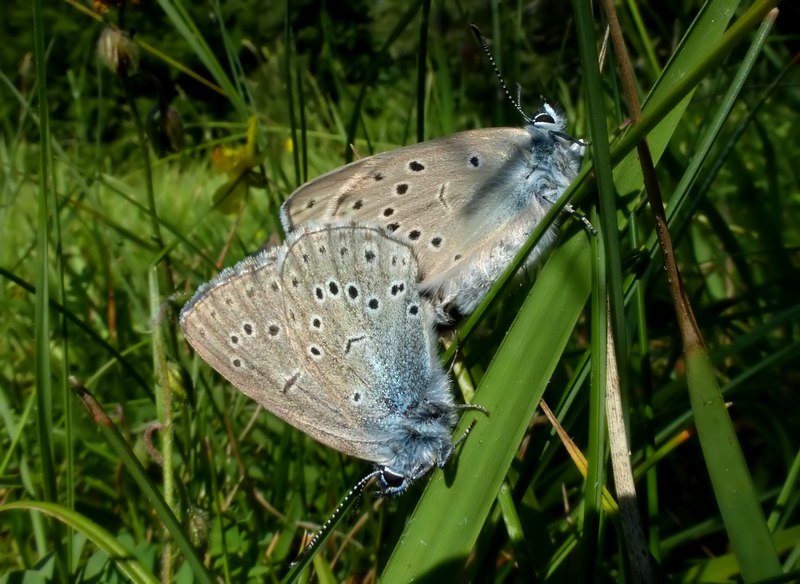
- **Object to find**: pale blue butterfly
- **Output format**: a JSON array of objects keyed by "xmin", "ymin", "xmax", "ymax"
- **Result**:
[
  {"xmin": 179, "ymin": 223, "xmax": 467, "ymax": 499},
  {"xmin": 280, "ymin": 28, "xmax": 587, "ymax": 322}
]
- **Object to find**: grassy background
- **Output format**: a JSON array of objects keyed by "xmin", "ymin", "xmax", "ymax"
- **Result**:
[{"xmin": 2, "ymin": 0, "xmax": 799, "ymax": 582}]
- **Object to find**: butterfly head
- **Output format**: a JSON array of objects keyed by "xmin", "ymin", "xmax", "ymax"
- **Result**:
[
  {"xmin": 530, "ymin": 101, "xmax": 568, "ymax": 133},
  {"xmin": 526, "ymin": 101, "xmax": 588, "ymax": 167},
  {"xmin": 376, "ymin": 441, "xmax": 455, "ymax": 497},
  {"xmin": 373, "ymin": 392, "xmax": 459, "ymax": 497},
  {"xmin": 376, "ymin": 466, "xmax": 412, "ymax": 496}
]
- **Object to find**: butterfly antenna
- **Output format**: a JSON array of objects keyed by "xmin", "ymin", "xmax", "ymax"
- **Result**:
[
  {"xmin": 469, "ymin": 24, "xmax": 532, "ymax": 123},
  {"xmin": 347, "ymin": 485, "xmax": 365, "ymax": 524},
  {"xmin": 287, "ymin": 469, "xmax": 381, "ymax": 574}
]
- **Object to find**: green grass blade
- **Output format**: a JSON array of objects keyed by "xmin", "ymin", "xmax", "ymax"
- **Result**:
[
  {"xmin": 611, "ymin": 0, "xmax": 778, "ymax": 196},
  {"xmin": 380, "ymin": 233, "xmax": 592, "ymax": 580},
  {"xmin": 344, "ymin": 0, "xmax": 425, "ymax": 162},
  {"xmin": 685, "ymin": 346, "xmax": 782, "ymax": 578},
  {"xmin": 32, "ymin": 0, "xmax": 56, "ymax": 509},
  {"xmin": 154, "ymin": 0, "xmax": 248, "ymax": 118},
  {"xmin": 647, "ymin": 7, "xmax": 783, "ymax": 579},
  {"xmin": 0, "ymin": 502, "xmax": 159, "ymax": 584},
  {"xmin": 571, "ymin": 0, "xmax": 625, "ymax": 570},
  {"xmin": 31, "ymin": 1, "xmax": 67, "ymax": 579},
  {"xmin": 415, "ymin": 0, "xmax": 431, "ymax": 143},
  {"xmin": 584, "ymin": 212, "xmax": 608, "ymax": 576},
  {"xmin": 69, "ymin": 379, "xmax": 215, "ymax": 584}
]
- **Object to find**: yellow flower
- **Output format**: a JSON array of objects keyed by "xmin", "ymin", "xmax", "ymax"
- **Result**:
[
  {"xmin": 210, "ymin": 117, "xmax": 266, "ymax": 214},
  {"xmin": 210, "ymin": 117, "xmax": 259, "ymax": 177}
]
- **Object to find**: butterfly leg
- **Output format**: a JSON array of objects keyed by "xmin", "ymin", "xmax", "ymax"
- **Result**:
[{"xmin": 564, "ymin": 204, "xmax": 597, "ymax": 235}]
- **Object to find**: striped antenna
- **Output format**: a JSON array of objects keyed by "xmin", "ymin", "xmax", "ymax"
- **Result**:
[
  {"xmin": 286, "ymin": 469, "xmax": 381, "ymax": 576},
  {"xmin": 469, "ymin": 24, "xmax": 532, "ymax": 123}
]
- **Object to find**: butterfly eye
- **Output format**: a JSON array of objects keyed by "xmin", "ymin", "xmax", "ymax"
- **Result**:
[
  {"xmin": 535, "ymin": 113, "xmax": 556, "ymax": 125},
  {"xmin": 379, "ymin": 467, "xmax": 406, "ymax": 489}
]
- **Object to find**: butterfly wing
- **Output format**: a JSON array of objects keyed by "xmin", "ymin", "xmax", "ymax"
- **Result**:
[
  {"xmin": 280, "ymin": 127, "xmax": 568, "ymax": 316},
  {"xmin": 180, "ymin": 224, "xmax": 450, "ymax": 464},
  {"xmin": 281, "ymin": 129, "xmax": 524, "ymax": 271},
  {"xmin": 179, "ymin": 247, "xmax": 379, "ymax": 460},
  {"xmin": 279, "ymin": 223, "xmax": 448, "ymax": 461}
]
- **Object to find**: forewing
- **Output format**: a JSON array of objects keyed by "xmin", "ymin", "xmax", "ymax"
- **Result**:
[{"xmin": 280, "ymin": 128, "xmax": 534, "ymax": 286}]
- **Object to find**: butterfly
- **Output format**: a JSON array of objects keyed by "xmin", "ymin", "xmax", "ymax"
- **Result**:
[
  {"xmin": 280, "ymin": 103, "xmax": 586, "ymax": 322},
  {"xmin": 179, "ymin": 222, "xmax": 462, "ymax": 496}
]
